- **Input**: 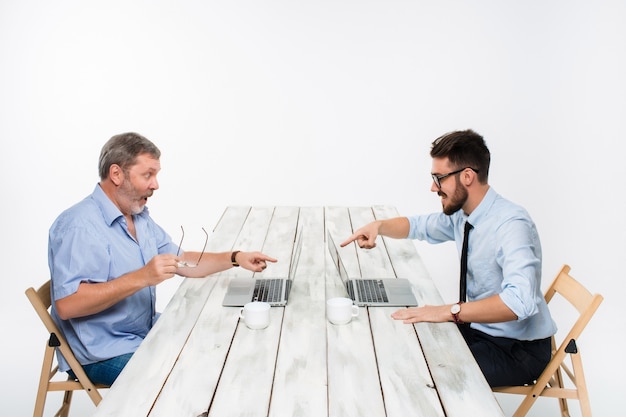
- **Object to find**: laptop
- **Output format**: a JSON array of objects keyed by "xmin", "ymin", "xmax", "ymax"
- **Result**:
[
  {"xmin": 222, "ymin": 230, "xmax": 304, "ymax": 307},
  {"xmin": 327, "ymin": 232, "xmax": 418, "ymax": 307}
]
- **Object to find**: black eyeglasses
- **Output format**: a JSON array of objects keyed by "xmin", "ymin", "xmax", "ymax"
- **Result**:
[
  {"xmin": 176, "ymin": 226, "xmax": 208, "ymax": 268},
  {"xmin": 431, "ymin": 167, "xmax": 479, "ymax": 189}
]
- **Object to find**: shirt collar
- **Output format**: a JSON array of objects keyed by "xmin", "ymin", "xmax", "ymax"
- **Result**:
[{"xmin": 466, "ymin": 186, "xmax": 497, "ymax": 226}]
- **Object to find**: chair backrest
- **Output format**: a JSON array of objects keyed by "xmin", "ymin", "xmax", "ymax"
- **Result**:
[
  {"xmin": 26, "ymin": 280, "xmax": 105, "ymax": 411},
  {"xmin": 545, "ymin": 265, "xmax": 603, "ymax": 354},
  {"xmin": 493, "ymin": 264, "xmax": 603, "ymax": 417}
]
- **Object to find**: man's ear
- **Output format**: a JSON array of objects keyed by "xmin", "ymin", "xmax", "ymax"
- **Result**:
[
  {"xmin": 108, "ymin": 164, "xmax": 124, "ymax": 186},
  {"xmin": 462, "ymin": 168, "xmax": 476, "ymax": 186}
]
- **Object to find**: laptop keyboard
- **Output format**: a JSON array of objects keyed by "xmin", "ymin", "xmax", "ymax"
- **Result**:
[
  {"xmin": 355, "ymin": 279, "xmax": 389, "ymax": 303},
  {"xmin": 253, "ymin": 279, "xmax": 284, "ymax": 303}
]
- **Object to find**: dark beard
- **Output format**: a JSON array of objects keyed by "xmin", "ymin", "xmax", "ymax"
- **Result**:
[{"xmin": 441, "ymin": 177, "xmax": 468, "ymax": 215}]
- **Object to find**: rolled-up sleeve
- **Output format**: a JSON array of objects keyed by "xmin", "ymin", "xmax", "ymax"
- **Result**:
[{"xmin": 495, "ymin": 216, "xmax": 542, "ymax": 321}]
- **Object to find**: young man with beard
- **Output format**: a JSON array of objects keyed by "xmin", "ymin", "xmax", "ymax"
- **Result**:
[
  {"xmin": 48, "ymin": 132, "xmax": 276, "ymax": 385},
  {"xmin": 341, "ymin": 129, "xmax": 556, "ymax": 387}
]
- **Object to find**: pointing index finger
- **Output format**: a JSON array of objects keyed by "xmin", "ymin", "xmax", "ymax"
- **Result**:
[{"xmin": 340, "ymin": 233, "xmax": 359, "ymax": 247}]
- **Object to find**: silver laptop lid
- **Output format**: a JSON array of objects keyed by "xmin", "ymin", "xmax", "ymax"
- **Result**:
[
  {"xmin": 327, "ymin": 232, "xmax": 351, "ymax": 287},
  {"xmin": 287, "ymin": 226, "xmax": 304, "ymax": 280}
]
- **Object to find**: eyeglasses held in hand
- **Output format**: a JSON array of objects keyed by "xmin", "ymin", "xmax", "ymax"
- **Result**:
[
  {"xmin": 431, "ymin": 167, "xmax": 479, "ymax": 189},
  {"xmin": 176, "ymin": 226, "xmax": 208, "ymax": 268}
]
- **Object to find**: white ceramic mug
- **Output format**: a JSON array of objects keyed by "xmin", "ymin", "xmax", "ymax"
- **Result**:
[
  {"xmin": 326, "ymin": 297, "xmax": 359, "ymax": 325},
  {"xmin": 239, "ymin": 301, "xmax": 271, "ymax": 329}
]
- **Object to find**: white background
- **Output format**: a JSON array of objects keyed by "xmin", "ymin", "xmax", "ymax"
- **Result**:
[{"xmin": 1, "ymin": 1, "xmax": 624, "ymax": 416}]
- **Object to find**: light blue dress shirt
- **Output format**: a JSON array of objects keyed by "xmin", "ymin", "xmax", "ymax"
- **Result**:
[
  {"xmin": 48, "ymin": 184, "xmax": 178, "ymax": 371},
  {"xmin": 407, "ymin": 187, "xmax": 557, "ymax": 340}
]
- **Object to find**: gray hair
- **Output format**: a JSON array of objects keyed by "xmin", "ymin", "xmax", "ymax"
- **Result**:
[{"xmin": 98, "ymin": 132, "xmax": 161, "ymax": 180}]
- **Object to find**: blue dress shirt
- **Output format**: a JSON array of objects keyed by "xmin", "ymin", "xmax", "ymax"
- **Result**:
[
  {"xmin": 407, "ymin": 187, "xmax": 557, "ymax": 340},
  {"xmin": 48, "ymin": 184, "xmax": 178, "ymax": 371}
]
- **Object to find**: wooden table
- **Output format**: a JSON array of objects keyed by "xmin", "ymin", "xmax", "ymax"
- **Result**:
[{"xmin": 92, "ymin": 206, "xmax": 504, "ymax": 417}]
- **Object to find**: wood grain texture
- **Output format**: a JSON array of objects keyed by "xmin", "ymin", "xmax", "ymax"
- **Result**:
[
  {"xmin": 93, "ymin": 206, "xmax": 504, "ymax": 417},
  {"xmin": 269, "ymin": 207, "xmax": 328, "ymax": 417},
  {"xmin": 372, "ymin": 205, "xmax": 504, "ymax": 417}
]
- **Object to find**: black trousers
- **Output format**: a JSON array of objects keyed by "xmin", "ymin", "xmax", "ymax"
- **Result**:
[{"xmin": 457, "ymin": 324, "xmax": 551, "ymax": 387}]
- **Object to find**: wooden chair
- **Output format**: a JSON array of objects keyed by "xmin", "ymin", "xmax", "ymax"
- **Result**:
[
  {"xmin": 493, "ymin": 264, "xmax": 603, "ymax": 417},
  {"xmin": 26, "ymin": 281, "xmax": 108, "ymax": 417}
]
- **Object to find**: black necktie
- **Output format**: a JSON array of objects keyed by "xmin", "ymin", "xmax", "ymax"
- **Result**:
[{"xmin": 459, "ymin": 221, "xmax": 473, "ymax": 303}]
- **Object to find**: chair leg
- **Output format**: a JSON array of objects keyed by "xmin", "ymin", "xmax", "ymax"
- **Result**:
[
  {"xmin": 511, "ymin": 396, "xmax": 538, "ymax": 417},
  {"xmin": 50, "ymin": 389, "xmax": 72, "ymax": 417},
  {"xmin": 33, "ymin": 345, "xmax": 56, "ymax": 417},
  {"xmin": 512, "ymin": 357, "xmax": 562, "ymax": 417},
  {"xmin": 32, "ymin": 391, "xmax": 46, "ymax": 417},
  {"xmin": 551, "ymin": 365, "xmax": 570, "ymax": 417},
  {"xmin": 571, "ymin": 352, "xmax": 592, "ymax": 417}
]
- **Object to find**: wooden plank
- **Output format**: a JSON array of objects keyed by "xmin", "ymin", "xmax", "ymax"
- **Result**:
[
  {"xmin": 223, "ymin": 206, "xmax": 275, "ymax": 279},
  {"xmin": 269, "ymin": 207, "xmax": 328, "ymax": 417},
  {"xmin": 258, "ymin": 206, "xmax": 300, "ymax": 278},
  {"xmin": 93, "ymin": 206, "xmax": 251, "ymax": 417},
  {"xmin": 148, "ymin": 275, "xmax": 239, "ymax": 417},
  {"xmin": 324, "ymin": 207, "xmax": 386, "ymax": 417},
  {"xmin": 212, "ymin": 206, "xmax": 253, "ymax": 242},
  {"xmin": 349, "ymin": 207, "xmax": 445, "ymax": 417},
  {"xmin": 151, "ymin": 203, "xmax": 312, "ymax": 416},
  {"xmin": 207, "ymin": 307, "xmax": 284, "ymax": 417},
  {"xmin": 94, "ymin": 205, "xmax": 504, "ymax": 417},
  {"xmin": 147, "ymin": 204, "xmax": 275, "ymax": 417},
  {"xmin": 371, "ymin": 206, "xmax": 504, "ymax": 417},
  {"xmin": 207, "ymin": 207, "xmax": 297, "ymax": 416},
  {"xmin": 415, "ymin": 322, "xmax": 504, "ymax": 416},
  {"xmin": 369, "ymin": 309, "xmax": 446, "ymax": 417}
]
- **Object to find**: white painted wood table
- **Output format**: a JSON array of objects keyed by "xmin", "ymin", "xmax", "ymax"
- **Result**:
[{"xmin": 92, "ymin": 206, "xmax": 504, "ymax": 417}]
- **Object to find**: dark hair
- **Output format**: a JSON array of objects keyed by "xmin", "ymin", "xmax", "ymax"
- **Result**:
[
  {"xmin": 98, "ymin": 132, "xmax": 161, "ymax": 180},
  {"xmin": 430, "ymin": 129, "xmax": 490, "ymax": 183}
]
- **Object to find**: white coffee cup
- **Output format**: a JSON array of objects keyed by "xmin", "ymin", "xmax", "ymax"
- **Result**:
[
  {"xmin": 239, "ymin": 301, "xmax": 271, "ymax": 329},
  {"xmin": 326, "ymin": 297, "xmax": 359, "ymax": 325}
]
